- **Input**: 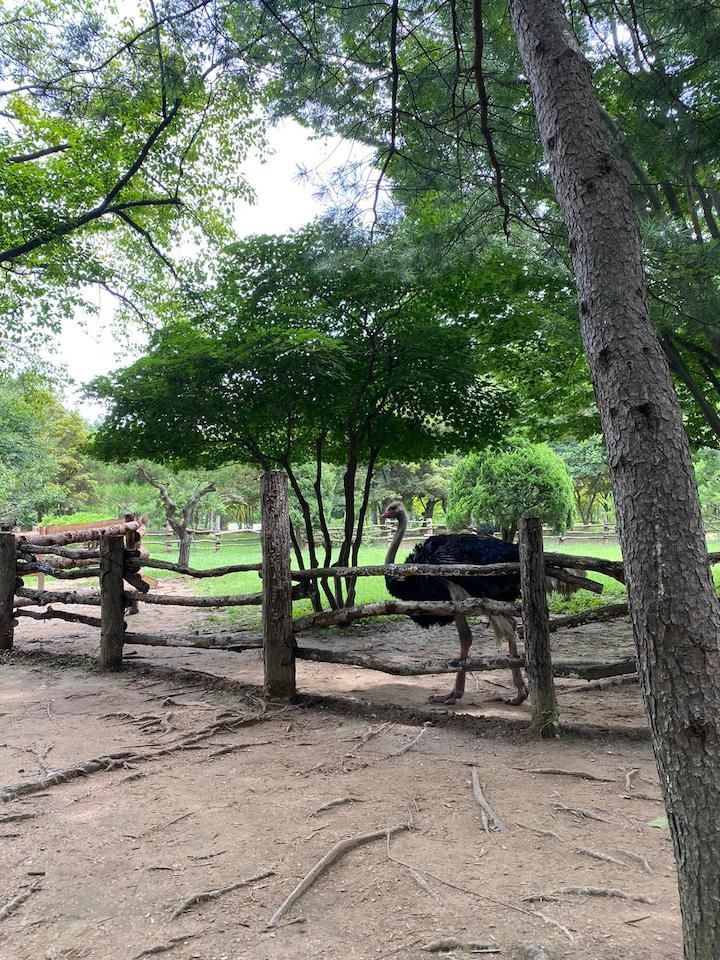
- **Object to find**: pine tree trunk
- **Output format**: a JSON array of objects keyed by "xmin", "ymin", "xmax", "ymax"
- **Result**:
[{"xmin": 507, "ymin": 0, "xmax": 720, "ymax": 955}]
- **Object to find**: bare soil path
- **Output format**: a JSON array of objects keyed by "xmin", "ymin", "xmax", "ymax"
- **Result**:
[{"xmin": 0, "ymin": 585, "xmax": 680, "ymax": 959}]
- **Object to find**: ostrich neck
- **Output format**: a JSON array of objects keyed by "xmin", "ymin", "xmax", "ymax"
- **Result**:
[{"xmin": 385, "ymin": 511, "xmax": 408, "ymax": 565}]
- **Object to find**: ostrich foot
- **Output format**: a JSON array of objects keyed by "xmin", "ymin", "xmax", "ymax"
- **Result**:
[
  {"xmin": 504, "ymin": 684, "xmax": 529, "ymax": 706},
  {"xmin": 429, "ymin": 689, "xmax": 463, "ymax": 705}
]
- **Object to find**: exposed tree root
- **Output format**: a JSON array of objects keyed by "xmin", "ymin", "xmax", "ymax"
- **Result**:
[
  {"xmin": 311, "ymin": 796, "xmax": 363, "ymax": 816},
  {"xmin": 521, "ymin": 767, "xmax": 615, "ymax": 783},
  {"xmin": 390, "ymin": 722, "xmax": 431, "ymax": 757},
  {"xmin": 0, "ymin": 880, "xmax": 42, "ymax": 920},
  {"xmin": 552, "ymin": 803, "xmax": 612, "ymax": 823},
  {"xmin": 171, "ymin": 869, "xmax": 274, "ymax": 919},
  {"xmin": 0, "ymin": 709, "xmax": 276, "ymax": 802},
  {"xmin": 266, "ymin": 823, "xmax": 410, "ymax": 928},
  {"xmin": 471, "ymin": 768, "xmax": 509, "ymax": 833},
  {"xmin": 523, "ymin": 885, "xmax": 653, "ymax": 904},
  {"xmin": 576, "ymin": 847, "xmax": 627, "ymax": 867}
]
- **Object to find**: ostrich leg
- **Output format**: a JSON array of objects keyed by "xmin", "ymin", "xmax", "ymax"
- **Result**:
[
  {"xmin": 490, "ymin": 614, "xmax": 529, "ymax": 705},
  {"xmin": 429, "ymin": 612, "xmax": 473, "ymax": 704}
]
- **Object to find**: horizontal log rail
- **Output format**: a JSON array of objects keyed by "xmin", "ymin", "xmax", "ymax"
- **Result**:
[
  {"xmin": 16, "ymin": 545, "xmax": 101, "ymax": 560},
  {"xmin": 17, "ymin": 586, "xmax": 102, "ymax": 606},
  {"xmin": 289, "ymin": 561, "xmax": 603, "ymax": 590},
  {"xmin": 18, "ymin": 562, "xmax": 101, "ymax": 580},
  {"xmin": 118, "ymin": 632, "xmax": 635, "ymax": 682},
  {"xmin": 293, "ymin": 597, "xmax": 522, "ymax": 633},
  {"xmin": 15, "ymin": 608, "xmax": 103, "ymax": 628},
  {"xmin": 137, "ymin": 557, "xmax": 262, "ymax": 576},
  {"xmin": 295, "ymin": 647, "xmax": 637, "ymax": 681},
  {"xmin": 15, "ymin": 520, "xmax": 142, "ymax": 548}
]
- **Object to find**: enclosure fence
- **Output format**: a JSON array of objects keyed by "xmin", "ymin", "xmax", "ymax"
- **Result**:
[{"xmin": 3, "ymin": 472, "xmax": 704, "ymax": 735}]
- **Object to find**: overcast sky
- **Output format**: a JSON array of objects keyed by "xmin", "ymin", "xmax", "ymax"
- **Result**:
[{"xmin": 49, "ymin": 120, "xmax": 364, "ymax": 419}]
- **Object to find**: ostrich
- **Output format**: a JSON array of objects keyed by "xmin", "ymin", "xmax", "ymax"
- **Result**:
[{"xmin": 380, "ymin": 501, "xmax": 573, "ymax": 706}]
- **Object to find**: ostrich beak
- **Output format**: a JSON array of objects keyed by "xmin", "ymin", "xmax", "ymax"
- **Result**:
[{"xmin": 380, "ymin": 509, "xmax": 390, "ymax": 520}]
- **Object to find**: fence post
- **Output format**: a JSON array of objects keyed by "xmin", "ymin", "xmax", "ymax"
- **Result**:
[
  {"xmin": 99, "ymin": 534, "xmax": 125, "ymax": 670},
  {"xmin": 0, "ymin": 532, "xmax": 16, "ymax": 651},
  {"xmin": 261, "ymin": 471, "xmax": 296, "ymax": 702},
  {"xmin": 518, "ymin": 517, "xmax": 559, "ymax": 738}
]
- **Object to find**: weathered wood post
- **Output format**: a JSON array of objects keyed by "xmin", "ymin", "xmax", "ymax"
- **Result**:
[
  {"xmin": 0, "ymin": 532, "xmax": 17, "ymax": 651},
  {"xmin": 261, "ymin": 471, "xmax": 296, "ymax": 701},
  {"xmin": 518, "ymin": 517, "xmax": 559, "ymax": 738},
  {"xmin": 99, "ymin": 534, "xmax": 126, "ymax": 670}
]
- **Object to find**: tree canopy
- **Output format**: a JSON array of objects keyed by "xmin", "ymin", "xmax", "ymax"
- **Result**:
[{"xmin": 447, "ymin": 441, "xmax": 576, "ymax": 538}]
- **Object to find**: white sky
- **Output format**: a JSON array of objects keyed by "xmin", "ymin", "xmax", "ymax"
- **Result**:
[{"xmin": 49, "ymin": 120, "xmax": 367, "ymax": 419}]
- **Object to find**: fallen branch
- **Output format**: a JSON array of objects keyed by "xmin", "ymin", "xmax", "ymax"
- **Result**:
[
  {"xmin": 171, "ymin": 869, "xmax": 274, "ymax": 919},
  {"xmin": 523, "ymin": 886, "xmax": 653, "ymax": 904},
  {"xmin": 0, "ymin": 880, "xmax": 42, "ymax": 920},
  {"xmin": 266, "ymin": 823, "xmax": 410, "ymax": 928},
  {"xmin": 0, "ymin": 812, "xmax": 36, "ymax": 823},
  {"xmin": 471, "ymin": 769, "xmax": 508, "ymax": 833}
]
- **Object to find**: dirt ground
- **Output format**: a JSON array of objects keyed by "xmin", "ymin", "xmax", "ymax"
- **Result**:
[{"xmin": 0, "ymin": 585, "xmax": 680, "ymax": 960}]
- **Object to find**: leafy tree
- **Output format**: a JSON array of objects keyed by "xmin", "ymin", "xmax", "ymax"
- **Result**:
[
  {"xmin": 0, "ymin": 374, "xmax": 88, "ymax": 525},
  {"xmin": 552, "ymin": 438, "xmax": 612, "ymax": 525},
  {"xmin": 0, "ymin": 0, "xmax": 259, "ymax": 364},
  {"xmin": 447, "ymin": 443, "xmax": 575, "ymax": 540},
  {"xmin": 372, "ymin": 457, "xmax": 457, "ymax": 522},
  {"xmin": 90, "ymin": 227, "xmax": 513, "ymax": 608},
  {"xmin": 138, "ymin": 465, "xmax": 217, "ymax": 567}
]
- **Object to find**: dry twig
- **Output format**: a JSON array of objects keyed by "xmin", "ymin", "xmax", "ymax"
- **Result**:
[{"xmin": 132, "ymin": 932, "xmax": 201, "ymax": 958}]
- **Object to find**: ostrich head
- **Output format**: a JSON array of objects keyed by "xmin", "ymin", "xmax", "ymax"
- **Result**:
[{"xmin": 380, "ymin": 501, "xmax": 406, "ymax": 521}]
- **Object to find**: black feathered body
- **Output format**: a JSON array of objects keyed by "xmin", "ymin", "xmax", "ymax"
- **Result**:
[{"xmin": 385, "ymin": 534, "xmax": 520, "ymax": 627}]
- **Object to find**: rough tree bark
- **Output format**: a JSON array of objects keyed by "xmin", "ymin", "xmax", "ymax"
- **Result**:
[{"xmin": 506, "ymin": 0, "xmax": 720, "ymax": 955}]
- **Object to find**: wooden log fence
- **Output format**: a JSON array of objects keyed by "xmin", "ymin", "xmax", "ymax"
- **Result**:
[{"xmin": 6, "ymin": 474, "xmax": 707, "ymax": 739}]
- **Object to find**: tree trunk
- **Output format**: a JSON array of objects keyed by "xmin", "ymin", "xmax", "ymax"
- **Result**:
[
  {"xmin": 507, "ymin": 1, "xmax": 720, "ymax": 955},
  {"xmin": 260, "ymin": 471, "xmax": 295, "ymax": 701},
  {"xmin": 177, "ymin": 533, "xmax": 192, "ymax": 568}
]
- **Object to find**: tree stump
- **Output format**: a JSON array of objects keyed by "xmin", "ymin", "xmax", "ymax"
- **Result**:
[
  {"xmin": 0, "ymin": 533, "xmax": 17, "ymax": 651},
  {"xmin": 519, "ymin": 517, "xmax": 559, "ymax": 738},
  {"xmin": 261, "ymin": 471, "xmax": 295, "ymax": 701},
  {"xmin": 99, "ymin": 535, "xmax": 125, "ymax": 670}
]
